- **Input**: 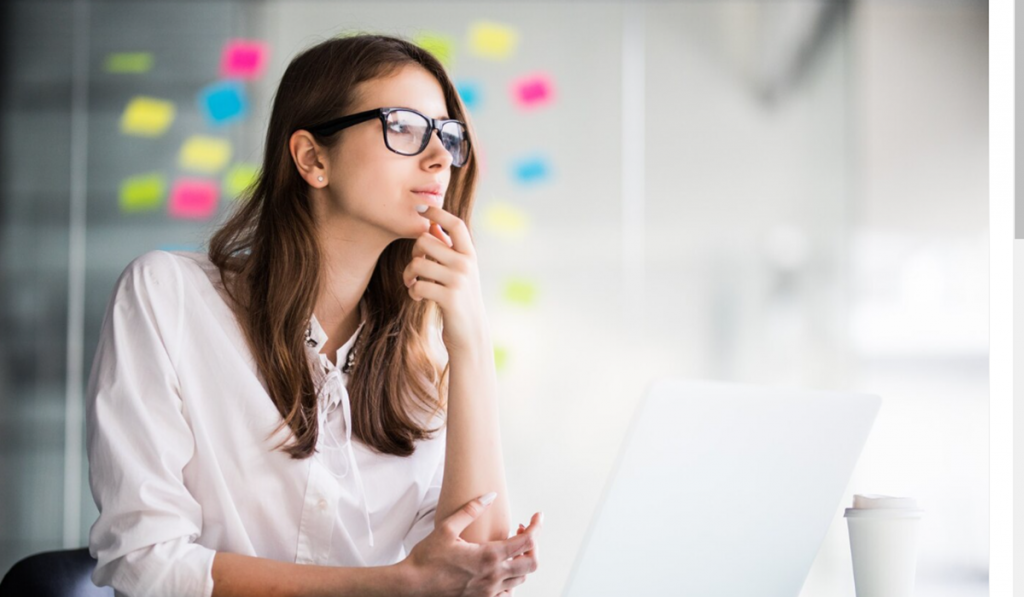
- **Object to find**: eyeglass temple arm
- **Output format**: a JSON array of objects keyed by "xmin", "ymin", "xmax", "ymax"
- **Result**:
[{"xmin": 301, "ymin": 109, "xmax": 380, "ymax": 136}]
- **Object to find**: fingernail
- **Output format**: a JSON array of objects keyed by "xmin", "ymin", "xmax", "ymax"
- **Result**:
[
  {"xmin": 416, "ymin": 204, "xmax": 428, "ymax": 213},
  {"xmin": 480, "ymin": 491, "xmax": 497, "ymax": 506}
]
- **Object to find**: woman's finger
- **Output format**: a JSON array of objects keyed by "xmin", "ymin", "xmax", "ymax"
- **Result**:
[
  {"xmin": 407, "ymin": 277, "xmax": 448, "ymax": 304},
  {"xmin": 412, "ymin": 231, "xmax": 459, "ymax": 266},
  {"xmin": 430, "ymin": 221, "xmax": 453, "ymax": 248},
  {"xmin": 416, "ymin": 205, "xmax": 473, "ymax": 256},
  {"xmin": 497, "ymin": 575, "xmax": 528, "ymax": 593},
  {"xmin": 502, "ymin": 552, "xmax": 538, "ymax": 577},
  {"xmin": 405, "ymin": 256, "xmax": 454, "ymax": 288},
  {"xmin": 493, "ymin": 526, "xmax": 536, "ymax": 560}
]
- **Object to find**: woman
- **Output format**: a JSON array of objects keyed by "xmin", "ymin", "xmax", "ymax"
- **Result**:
[{"xmin": 86, "ymin": 34, "xmax": 542, "ymax": 597}]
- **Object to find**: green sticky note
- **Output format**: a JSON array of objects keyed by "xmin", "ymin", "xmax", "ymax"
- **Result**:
[
  {"xmin": 414, "ymin": 32, "xmax": 456, "ymax": 69},
  {"xmin": 223, "ymin": 163, "xmax": 260, "ymax": 199},
  {"xmin": 493, "ymin": 344, "xmax": 508, "ymax": 372},
  {"xmin": 119, "ymin": 173, "xmax": 166, "ymax": 212},
  {"xmin": 104, "ymin": 52, "xmax": 154, "ymax": 74},
  {"xmin": 502, "ymin": 278, "xmax": 537, "ymax": 306}
]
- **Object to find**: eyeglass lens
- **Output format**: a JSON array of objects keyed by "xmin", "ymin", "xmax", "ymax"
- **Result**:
[{"xmin": 384, "ymin": 110, "xmax": 468, "ymax": 166}]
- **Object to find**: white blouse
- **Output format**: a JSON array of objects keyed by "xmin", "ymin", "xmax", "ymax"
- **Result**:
[{"xmin": 86, "ymin": 250, "xmax": 448, "ymax": 597}]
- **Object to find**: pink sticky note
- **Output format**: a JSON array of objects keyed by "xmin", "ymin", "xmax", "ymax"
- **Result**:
[
  {"xmin": 169, "ymin": 178, "xmax": 219, "ymax": 220},
  {"xmin": 221, "ymin": 39, "xmax": 269, "ymax": 80},
  {"xmin": 510, "ymin": 72, "xmax": 555, "ymax": 110}
]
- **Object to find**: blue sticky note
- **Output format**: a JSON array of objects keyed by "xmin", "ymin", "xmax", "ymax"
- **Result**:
[
  {"xmin": 511, "ymin": 155, "xmax": 551, "ymax": 185},
  {"xmin": 456, "ymin": 80, "xmax": 482, "ymax": 111},
  {"xmin": 198, "ymin": 80, "xmax": 248, "ymax": 127}
]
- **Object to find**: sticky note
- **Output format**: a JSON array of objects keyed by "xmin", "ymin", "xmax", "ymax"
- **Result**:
[
  {"xmin": 455, "ymin": 80, "xmax": 482, "ymax": 111},
  {"xmin": 510, "ymin": 72, "xmax": 555, "ymax": 110},
  {"xmin": 120, "ymin": 96, "xmax": 175, "ymax": 137},
  {"xmin": 220, "ymin": 39, "xmax": 269, "ymax": 80},
  {"xmin": 119, "ymin": 173, "xmax": 166, "ymax": 212},
  {"xmin": 483, "ymin": 202, "xmax": 529, "ymax": 239},
  {"xmin": 493, "ymin": 344, "xmax": 508, "ymax": 372},
  {"xmin": 468, "ymin": 21, "xmax": 518, "ymax": 60},
  {"xmin": 169, "ymin": 178, "xmax": 219, "ymax": 220},
  {"xmin": 198, "ymin": 80, "xmax": 248, "ymax": 127},
  {"xmin": 413, "ymin": 32, "xmax": 455, "ymax": 69},
  {"xmin": 223, "ymin": 163, "xmax": 260, "ymax": 199},
  {"xmin": 502, "ymin": 277, "xmax": 537, "ymax": 306},
  {"xmin": 511, "ymin": 154, "xmax": 551, "ymax": 185},
  {"xmin": 179, "ymin": 136, "xmax": 232, "ymax": 174},
  {"xmin": 104, "ymin": 52, "xmax": 154, "ymax": 74}
]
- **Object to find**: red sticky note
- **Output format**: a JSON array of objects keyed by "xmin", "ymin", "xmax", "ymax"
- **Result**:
[
  {"xmin": 221, "ymin": 39, "xmax": 269, "ymax": 80},
  {"xmin": 510, "ymin": 72, "xmax": 555, "ymax": 110},
  {"xmin": 169, "ymin": 178, "xmax": 219, "ymax": 220}
]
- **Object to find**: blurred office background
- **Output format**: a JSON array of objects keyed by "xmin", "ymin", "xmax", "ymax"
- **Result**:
[{"xmin": 0, "ymin": 1, "xmax": 987, "ymax": 596}]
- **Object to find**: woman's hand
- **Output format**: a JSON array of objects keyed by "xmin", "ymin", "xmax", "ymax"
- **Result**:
[
  {"xmin": 403, "ymin": 206, "xmax": 488, "ymax": 356},
  {"xmin": 399, "ymin": 493, "xmax": 543, "ymax": 597},
  {"xmin": 494, "ymin": 520, "xmax": 540, "ymax": 597}
]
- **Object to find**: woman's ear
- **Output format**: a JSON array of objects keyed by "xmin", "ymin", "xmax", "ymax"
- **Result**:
[{"xmin": 289, "ymin": 130, "xmax": 329, "ymax": 188}]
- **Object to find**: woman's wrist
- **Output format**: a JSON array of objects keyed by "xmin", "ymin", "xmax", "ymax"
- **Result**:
[{"xmin": 387, "ymin": 559, "xmax": 423, "ymax": 597}]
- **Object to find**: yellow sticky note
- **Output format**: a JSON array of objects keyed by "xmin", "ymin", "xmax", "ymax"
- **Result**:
[
  {"xmin": 413, "ymin": 32, "xmax": 456, "ymax": 69},
  {"xmin": 493, "ymin": 344, "xmax": 508, "ymax": 372},
  {"xmin": 468, "ymin": 21, "xmax": 518, "ymax": 60},
  {"xmin": 120, "ymin": 96, "xmax": 175, "ymax": 137},
  {"xmin": 483, "ymin": 202, "xmax": 529, "ymax": 239},
  {"xmin": 119, "ymin": 173, "xmax": 165, "ymax": 212},
  {"xmin": 104, "ymin": 52, "xmax": 154, "ymax": 74},
  {"xmin": 179, "ymin": 136, "xmax": 232, "ymax": 174},
  {"xmin": 223, "ymin": 163, "xmax": 260, "ymax": 199},
  {"xmin": 502, "ymin": 277, "xmax": 537, "ymax": 306}
]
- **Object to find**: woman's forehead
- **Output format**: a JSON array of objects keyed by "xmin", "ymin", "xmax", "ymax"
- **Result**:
[{"xmin": 354, "ymin": 64, "xmax": 449, "ymax": 119}]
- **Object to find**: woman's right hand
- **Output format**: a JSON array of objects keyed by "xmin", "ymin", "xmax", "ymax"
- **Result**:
[{"xmin": 399, "ymin": 493, "xmax": 542, "ymax": 597}]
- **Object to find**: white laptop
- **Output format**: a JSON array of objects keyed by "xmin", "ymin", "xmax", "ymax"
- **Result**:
[{"xmin": 563, "ymin": 378, "xmax": 881, "ymax": 597}]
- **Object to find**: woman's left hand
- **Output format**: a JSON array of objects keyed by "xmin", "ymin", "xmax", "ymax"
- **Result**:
[{"xmin": 403, "ymin": 205, "xmax": 489, "ymax": 357}]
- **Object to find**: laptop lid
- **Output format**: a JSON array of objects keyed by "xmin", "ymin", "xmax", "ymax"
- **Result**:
[{"xmin": 562, "ymin": 378, "xmax": 881, "ymax": 597}]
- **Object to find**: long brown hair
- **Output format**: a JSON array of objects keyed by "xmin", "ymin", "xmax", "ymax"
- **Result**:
[{"xmin": 208, "ymin": 33, "xmax": 479, "ymax": 459}]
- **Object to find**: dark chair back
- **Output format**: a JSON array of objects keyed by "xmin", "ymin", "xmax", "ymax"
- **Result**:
[{"xmin": 0, "ymin": 548, "xmax": 113, "ymax": 597}]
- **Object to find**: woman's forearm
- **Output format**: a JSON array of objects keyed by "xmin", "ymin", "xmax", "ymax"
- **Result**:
[
  {"xmin": 435, "ymin": 330, "xmax": 511, "ymax": 544},
  {"xmin": 211, "ymin": 552, "xmax": 414, "ymax": 597}
]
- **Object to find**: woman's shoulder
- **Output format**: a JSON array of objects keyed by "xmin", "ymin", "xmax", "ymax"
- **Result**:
[{"xmin": 114, "ymin": 249, "xmax": 228, "ymax": 312}]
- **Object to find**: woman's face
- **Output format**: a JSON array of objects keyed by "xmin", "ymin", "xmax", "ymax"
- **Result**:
[{"xmin": 299, "ymin": 63, "xmax": 455, "ymax": 242}]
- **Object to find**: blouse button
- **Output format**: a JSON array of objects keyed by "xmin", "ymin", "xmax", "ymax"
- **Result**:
[{"xmin": 317, "ymin": 498, "xmax": 328, "ymax": 511}]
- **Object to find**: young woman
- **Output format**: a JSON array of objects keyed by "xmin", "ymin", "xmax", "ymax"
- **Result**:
[{"xmin": 86, "ymin": 34, "xmax": 542, "ymax": 597}]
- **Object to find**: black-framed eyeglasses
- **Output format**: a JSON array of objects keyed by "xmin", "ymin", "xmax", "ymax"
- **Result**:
[{"xmin": 299, "ymin": 107, "xmax": 471, "ymax": 168}]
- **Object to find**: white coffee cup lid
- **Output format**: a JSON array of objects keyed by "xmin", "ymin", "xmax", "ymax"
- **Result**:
[
  {"xmin": 844, "ymin": 494, "xmax": 924, "ymax": 519},
  {"xmin": 852, "ymin": 494, "xmax": 918, "ymax": 509}
]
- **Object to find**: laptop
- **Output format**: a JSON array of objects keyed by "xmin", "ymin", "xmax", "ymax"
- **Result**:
[{"xmin": 562, "ymin": 378, "xmax": 881, "ymax": 597}]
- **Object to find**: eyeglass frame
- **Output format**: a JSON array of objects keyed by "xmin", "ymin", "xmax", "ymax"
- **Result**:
[{"xmin": 298, "ymin": 107, "xmax": 471, "ymax": 167}]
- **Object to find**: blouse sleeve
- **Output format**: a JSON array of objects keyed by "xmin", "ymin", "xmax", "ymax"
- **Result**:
[
  {"xmin": 85, "ymin": 250, "xmax": 216, "ymax": 597},
  {"xmin": 402, "ymin": 434, "xmax": 446, "ymax": 554}
]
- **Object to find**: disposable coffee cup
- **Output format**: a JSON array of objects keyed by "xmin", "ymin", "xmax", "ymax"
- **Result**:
[{"xmin": 844, "ymin": 494, "xmax": 924, "ymax": 597}]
